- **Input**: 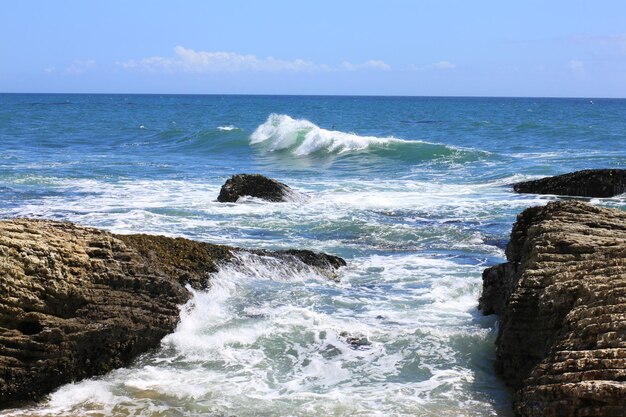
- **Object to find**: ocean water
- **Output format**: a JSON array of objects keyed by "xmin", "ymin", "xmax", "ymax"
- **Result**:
[{"xmin": 1, "ymin": 94, "xmax": 625, "ymax": 417}]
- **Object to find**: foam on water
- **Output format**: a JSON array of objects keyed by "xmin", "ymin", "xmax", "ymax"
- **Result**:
[
  {"xmin": 217, "ymin": 125, "xmax": 238, "ymax": 131},
  {"xmin": 0, "ymin": 176, "xmax": 550, "ymax": 253},
  {"xmin": 7, "ymin": 252, "xmax": 508, "ymax": 417}
]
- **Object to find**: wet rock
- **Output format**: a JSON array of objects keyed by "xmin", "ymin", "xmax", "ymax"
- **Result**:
[
  {"xmin": 217, "ymin": 174, "xmax": 300, "ymax": 202},
  {"xmin": 513, "ymin": 169, "xmax": 626, "ymax": 198},
  {"xmin": 480, "ymin": 201, "xmax": 626, "ymax": 416},
  {"xmin": 339, "ymin": 331, "xmax": 371, "ymax": 349},
  {"xmin": 117, "ymin": 234, "xmax": 233, "ymax": 291},
  {"xmin": 0, "ymin": 219, "xmax": 345, "ymax": 408},
  {"xmin": 0, "ymin": 220, "xmax": 190, "ymax": 407},
  {"xmin": 269, "ymin": 249, "xmax": 346, "ymax": 270},
  {"xmin": 478, "ymin": 262, "xmax": 517, "ymax": 316},
  {"xmin": 246, "ymin": 248, "xmax": 347, "ymax": 282}
]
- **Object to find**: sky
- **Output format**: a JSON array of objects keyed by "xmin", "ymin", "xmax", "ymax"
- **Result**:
[{"xmin": 2, "ymin": 0, "xmax": 626, "ymax": 97}]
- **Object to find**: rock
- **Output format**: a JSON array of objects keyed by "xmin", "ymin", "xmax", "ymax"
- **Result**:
[
  {"xmin": 217, "ymin": 174, "xmax": 300, "ymax": 202},
  {"xmin": 513, "ymin": 169, "xmax": 626, "ymax": 198},
  {"xmin": 0, "ymin": 220, "xmax": 190, "ymax": 407},
  {"xmin": 263, "ymin": 249, "xmax": 346, "ymax": 271},
  {"xmin": 0, "ymin": 219, "xmax": 345, "ymax": 408},
  {"xmin": 339, "ymin": 331, "xmax": 371, "ymax": 349},
  {"xmin": 480, "ymin": 201, "xmax": 626, "ymax": 416}
]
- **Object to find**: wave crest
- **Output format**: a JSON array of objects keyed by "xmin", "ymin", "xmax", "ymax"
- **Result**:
[
  {"xmin": 250, "ymin": 114, "xmax": 410, "ymax": 155},
  {"xmin": 250, "ymin": 114, "xmax": 489, "ymax": 162}
]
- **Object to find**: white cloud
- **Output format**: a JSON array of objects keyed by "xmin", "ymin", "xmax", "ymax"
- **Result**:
[
  {"xmin": 408, "ymin": 61, "xmax": 457, "ymax": 71},
  {"xmin": 118, "ymin": 47, "xmax": 389, "ymax": 73},
  {"xmin": 571, "ymin": 33, "xmax": 626, "ymax": 53},
  {"xmin": 567, "ymin": 59, "xmax": 585, "ymax": 76},
  {"xmin": 65, "ymin": 60, "xmax": 96, "ymax": 75},
  {"xmin": 433, "ymin": 61, "xmax": 456, "ymax": 70},
  {"xmin": 340, "ymin": 60, "xmax": 391, "ymax": 71}
]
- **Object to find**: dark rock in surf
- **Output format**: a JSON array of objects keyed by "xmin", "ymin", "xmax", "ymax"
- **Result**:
[
  {"xmin": 479, "ymin": 201, "xmax": 626, "ymax": 416},
  {"xmin": 273, "ymin": 249, "xmax": 347, "ymax": 270},
  {"xmin": 512, "ymin": 168, "xmax": 626, "ymax": 198},
  {"xmin": 250, "ymin": 249, "xmax": 347, "ymax": 282},
  {"xmin": 217, "ymin": 174, "xmax": 298, "ymax": 202},
  {"xmin": 340, "ymin": 331, "xmax": 371, "ymax": 349},
  {"xmin": 0, "ymin": 219, "xmax": 345, "ymax": 408}
]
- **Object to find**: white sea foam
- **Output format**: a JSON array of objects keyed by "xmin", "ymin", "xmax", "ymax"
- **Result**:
[
  {"xmin": 3, "ymin": 175, "xmax": 549, "ymax": 254},
  {"xmin": 1, "ymin": 175, "xmax": 535, "ymax": 416},
  {"xmin": 8, "ymin": 251, "xmax": 505, "ymax": 416},
  {"xmin": 217, "ymin": 125, "xmax": 238, "ymax": 131}
]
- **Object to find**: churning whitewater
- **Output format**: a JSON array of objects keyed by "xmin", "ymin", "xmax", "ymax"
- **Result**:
[{"xmin": 2, "ymin": 94, "xmax": 625, "ymax": 416}]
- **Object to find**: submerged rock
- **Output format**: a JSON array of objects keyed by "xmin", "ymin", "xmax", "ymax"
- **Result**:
[
  {"xmin": 339, "ymin": 331, "xmax": 371, "ymax": 349},
  {"xmin": 0, "ymin": 219, "xmax": 345, "ymax": 408},
  {"xmin": 513, "ymin": 168, "xmax": 626, "ymax": 198},
  {"xmin": 217, "ymin": 174, "xmax": 301, "ymax": 202},
  {"xmin": 480, "ymin": 201, "xmax": 626, "ymax": 416}
]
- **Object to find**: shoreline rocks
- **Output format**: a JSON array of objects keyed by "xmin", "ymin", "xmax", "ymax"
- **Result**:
[
  {"xmin": 217, "ymin": 174, "xmax": 302, "ymax": 202},
  {"xmin": 513, "ymin": 169, "xmax": 626, "ymax": 198},
  {"xmin": 480, "ymin": 201, "xmax": 626, "ymax": 416},
  {"xmin": 0, "ymin": 219, "xmax": 345, "ymax": 408}
]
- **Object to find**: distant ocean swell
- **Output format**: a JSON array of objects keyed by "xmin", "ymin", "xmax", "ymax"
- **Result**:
[{"xmin": 83, "ymin": 113, "xmax": 491, "ymax": 165}]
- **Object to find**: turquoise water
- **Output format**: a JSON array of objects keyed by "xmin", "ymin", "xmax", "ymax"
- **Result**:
[{"xmin": 1, "ymin": 94, "xmax": 625, "ymax": 416}]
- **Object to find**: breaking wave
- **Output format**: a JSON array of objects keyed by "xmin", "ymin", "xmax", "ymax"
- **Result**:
[{"xmin": 250, "ymin": 114, "xmax": 489, "ymax": 162}]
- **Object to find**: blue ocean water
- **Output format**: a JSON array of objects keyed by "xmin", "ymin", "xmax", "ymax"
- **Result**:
[{"xmin": 1, "ymin": 94, "xmax": 625, "ymax": 416}]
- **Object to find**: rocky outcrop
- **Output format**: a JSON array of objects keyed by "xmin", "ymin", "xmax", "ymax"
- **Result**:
[
  {"xmin": 513, "ymin": 169, "xmax": 626, "ymax": 198},
  {"xmin": 217, "ymin": 174, "xmax": 301, "ymax": 202},
  {"xmin": 479, "ymin": 201, "xmax": 626, "ymax": 416},
  {"xmin": 0, "ymin": 219, "xmax": 345, "ymax": 407},
  {"xmin": 256, "ymin": 249, "xmax": 346, "ymax": 274}
]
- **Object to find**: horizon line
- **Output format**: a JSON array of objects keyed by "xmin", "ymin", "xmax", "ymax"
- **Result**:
[{"xmin": 1, "ymin": 92, "xmax": 623, "ymax": 100}]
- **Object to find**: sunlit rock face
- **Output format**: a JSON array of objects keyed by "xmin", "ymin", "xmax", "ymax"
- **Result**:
[
  {"xmin": 0, "ymin": 219, "xmax": 344, "ymax": 408},
  {"xmin": 480, "ymin": 201, "xmax": 626, "ymax": 416}
]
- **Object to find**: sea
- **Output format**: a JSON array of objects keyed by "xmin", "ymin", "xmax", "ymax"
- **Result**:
[{"xmin": 1, "ymin": 94, "xmax": 625, "ymax": 417}]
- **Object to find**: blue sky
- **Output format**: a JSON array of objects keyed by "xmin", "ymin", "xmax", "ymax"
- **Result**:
[{"xmin": 2, "ymin": 0, "xmax": 626, "ymax": 97}]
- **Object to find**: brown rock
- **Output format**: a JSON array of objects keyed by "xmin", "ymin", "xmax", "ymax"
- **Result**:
[
  {"xmin": 0, "ymin": 219, "xmax": 345, "ymax": 408},
  {"xmin": 480, "ymin": 201, "xmax": 626, "ymax": 416}
]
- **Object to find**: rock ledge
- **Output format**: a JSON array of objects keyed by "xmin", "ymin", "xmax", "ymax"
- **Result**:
[
  {"xmin": 0, "ymin": 219, "xmax": 344, "ymax": 407},
  {"xmin": 480, "ymin": 201, "xmax": 626, "ymax": 416}
]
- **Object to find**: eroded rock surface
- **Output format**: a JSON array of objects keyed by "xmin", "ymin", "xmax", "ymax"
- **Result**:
[
  {"xmin": 513, "ymin": 169, "xmax": 626, "ymax": 198},
  {"xmin": 217, "ymin": 174, "xmax": 301, "ymax": 202},
  {"xmin": 480, "ymin": 201, "xmax": 626, "ymax": 416},
  {"xmin": 0, "ymin": 219, "xmax": 345, "ymax": 407}
]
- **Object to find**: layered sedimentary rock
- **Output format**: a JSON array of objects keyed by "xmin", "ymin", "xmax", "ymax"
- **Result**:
[
  {"xmin": 480, "ymin": 201, "xmax": 626, "ymax": 416},
  {"xmin": 0, "ymin": 219, "xmax": 344, "ymax": 407},
  {"xmin": 513, "ymin": 169, "xmax": 626, "ymax": 198},
  {"xmin": 217, "ymin": 174, "xmax": 301, "ymax": 202}
]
